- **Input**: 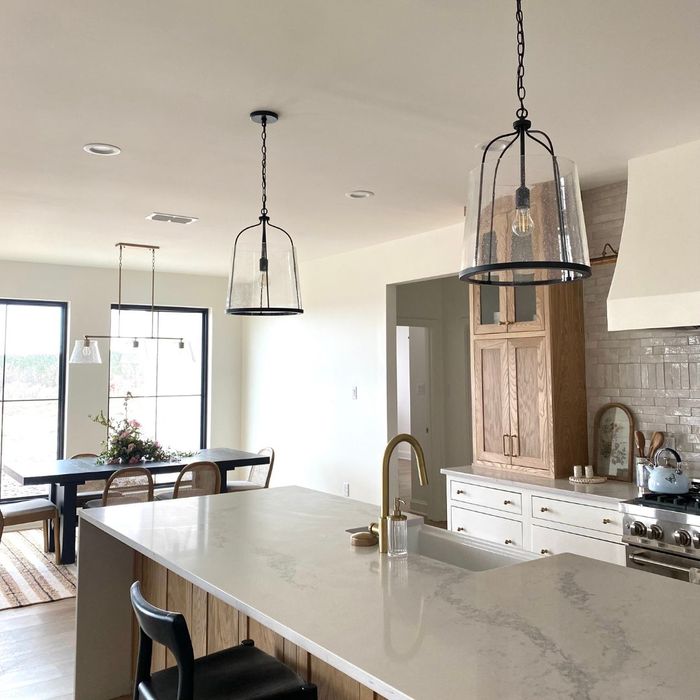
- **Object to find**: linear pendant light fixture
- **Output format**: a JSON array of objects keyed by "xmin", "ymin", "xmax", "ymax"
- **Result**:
[
  {"xmin": 70, "ymin": 243, "xmax": 188, "ymax": 364},
  {"xmin": 460, "ymin": 0, "xmax": 591, "ymax": 286},
  {"xmin": 226, "ymin": 110, "xmax": 303, "ymax": 316}
]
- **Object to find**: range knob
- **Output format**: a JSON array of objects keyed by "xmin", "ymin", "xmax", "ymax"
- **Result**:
[
  {"xmin": 648, "ymin": 524, "xmax": 664, "ymax": 540},
  {"xmin": 673, "ymin": 529, "xmax": 692, "ymax": 547},
  {"xmin": 630, "ymin": 521, "xmax": 647, "ymax": 537},
  {"xmin": 693, "ymin": 532, "xmax": 700, "ymax": 549}
]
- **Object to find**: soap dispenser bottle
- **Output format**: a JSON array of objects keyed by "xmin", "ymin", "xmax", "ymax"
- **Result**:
[{"xmin": 388, "ymin": 497, "xmax": 408, "ymax": 557}]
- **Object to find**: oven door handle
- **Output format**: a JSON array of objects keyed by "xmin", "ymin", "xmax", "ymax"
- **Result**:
[{"xmin": 629, "ymin": 553, "xmax": 698, "ymax": 579}]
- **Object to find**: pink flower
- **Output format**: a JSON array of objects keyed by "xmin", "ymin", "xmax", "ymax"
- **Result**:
[
  {"xmin": 127, "ymin": 443, "xmax": 135, "ymax": 452},
  {"xmin": 129, "ymin": 420, "xmax": 141, "ymax": 429},
  {"xmin": 129, "ymin": 456, "xmax": 140, "ymax": 464}
]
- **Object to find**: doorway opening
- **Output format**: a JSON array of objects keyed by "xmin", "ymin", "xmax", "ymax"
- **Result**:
[{"xmin": 388, "ymin": 275, "xmax": 472, "ymax": 523}]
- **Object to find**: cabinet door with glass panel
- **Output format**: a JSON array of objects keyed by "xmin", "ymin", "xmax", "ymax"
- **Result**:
[{"xmin": 472, "ymin": 285, "xmax": 544, "ymax": 334}]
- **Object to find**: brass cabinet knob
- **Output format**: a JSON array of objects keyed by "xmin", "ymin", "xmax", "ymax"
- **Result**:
[
  {"xmin": 504, "ymin": 539, "xmax": 513, "ymax": 545},
  {"xmin": 456, "ymin": 489, "xmax": 465, "ymax": 495},
  {"xmin": 540, "ymin": 549, "xmax": 550, "ymax": 555},
  {"xmin": 503, "ymin": 499, "xmax": 512, "ymax": 505},
  {"xmin": 540, "ymin": 507, "xmax": 549, "ymax": 513},
  {"xmin": 457, "ymin": 526, "xmax": 465, "ymax": 532},
  {"xmin": 602, "ymin": 518, "xmax": 612, "ymax": 524}
]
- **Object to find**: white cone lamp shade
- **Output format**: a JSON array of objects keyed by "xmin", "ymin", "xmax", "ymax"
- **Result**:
[
  {"xmin": 70, "ymin": 339, "xmax": 102, "ymax": 364},
  {"xmin": 226, "ymin": 217, "xmax": 303, "ymax": 315},
  {"xmin": 460, "ymin": 152, "xmax": 590, "ymax": 285}
]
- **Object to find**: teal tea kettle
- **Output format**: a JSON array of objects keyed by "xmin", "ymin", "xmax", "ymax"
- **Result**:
[{"xmin": 646, "ymin": 448, "xmax": 689, "ymax": 494}]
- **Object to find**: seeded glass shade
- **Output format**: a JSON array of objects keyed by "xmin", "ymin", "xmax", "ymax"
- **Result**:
[
  {"xmin": 460, "ymin": 153, "xmax": 590, "ymax": 285},
  {"xmin": 69, "ymin": 339, "xmax": 102, "ymax": 364},
  {"xmin": 226, "ymin": 219, "xmax": 303, "ymax": 316}
]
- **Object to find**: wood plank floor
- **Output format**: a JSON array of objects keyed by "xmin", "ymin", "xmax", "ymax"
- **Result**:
[{"xmin": 0, "ymin": 598, "xmax": 77, "ymax": 699}]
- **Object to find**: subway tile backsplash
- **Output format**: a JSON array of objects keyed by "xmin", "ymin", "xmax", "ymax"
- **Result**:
[{"xmin": 582, "ymin": 182, "xmax": 700, "ymax": 465}]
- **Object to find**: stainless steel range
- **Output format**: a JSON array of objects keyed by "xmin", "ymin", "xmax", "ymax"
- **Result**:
[{"xmin": 620, "ymin": 483, "xmax": 700, "ymax": 584}]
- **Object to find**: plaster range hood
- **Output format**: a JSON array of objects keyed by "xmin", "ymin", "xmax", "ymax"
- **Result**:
[{"xmin": 608, "ymin": 138, "xmax": 700, "ymax": 331}]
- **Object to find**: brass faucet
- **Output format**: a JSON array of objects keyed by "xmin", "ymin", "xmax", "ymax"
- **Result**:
[{"xmin": 370, "ymin": 434, "xmax": 428, "ymax": 553}]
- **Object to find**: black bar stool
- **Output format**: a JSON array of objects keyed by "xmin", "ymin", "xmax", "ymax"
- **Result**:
[{"xmin": 130, "ymin": 582, "xmax": 317, "ymax": 700}]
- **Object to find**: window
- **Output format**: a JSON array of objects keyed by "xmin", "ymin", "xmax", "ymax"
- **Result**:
[
  {"xmin": 108, "ymin": 306, "xmax": 208, "ymax": 453},
  {"xmin": 0, "ymin": 301, "xmax": 67, "ymax": 500}
]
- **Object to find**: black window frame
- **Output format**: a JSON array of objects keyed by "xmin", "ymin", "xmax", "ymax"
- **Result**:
[
  {"xmin": 107, "ymin": 304, "xmax": 209, "ymax": 449},
  {"xmin": 0, "ymin": 298, "xmax": 68, "ymax": 502}
]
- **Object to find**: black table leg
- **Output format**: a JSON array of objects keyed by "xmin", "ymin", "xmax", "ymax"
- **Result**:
[
  {"xmin": 56, "ymin": 483, "xmax": 78, "ymax": 565},
  {"xmin": 218, "ymin": 466, "xmax": 230, "ymax": 493},
  {"xmin": 47, "ymin": 483, "xmax": 57, "ymax": 552}
]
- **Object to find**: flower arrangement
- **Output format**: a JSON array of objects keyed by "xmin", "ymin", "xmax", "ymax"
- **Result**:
[{"xmin": 91, "ymin": 393, "xmax": 192, "ymax": 465}]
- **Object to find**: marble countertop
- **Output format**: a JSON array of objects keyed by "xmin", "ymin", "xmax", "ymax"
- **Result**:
[
  {"xmin": 442, "ymin": 465, "xmax": 641, "ymax": 504},
  {"xmin": 81, "ymin": 486, "xmax": 699, "ymax": 699}
]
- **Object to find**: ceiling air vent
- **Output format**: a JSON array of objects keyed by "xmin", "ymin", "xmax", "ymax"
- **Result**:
[{"xmin": 146, "ymin": 212, "xmax": 199, "ymax": 225}]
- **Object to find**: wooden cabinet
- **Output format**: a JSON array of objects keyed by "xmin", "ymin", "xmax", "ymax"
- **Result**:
[{"xmin": 470, "ymin": 281, "xmax": 587, "ymax": 479}]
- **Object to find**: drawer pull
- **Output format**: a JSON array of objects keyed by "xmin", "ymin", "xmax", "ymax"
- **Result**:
[
  {"xmin": 540, "ymin": 549, "xmax": 550, "ymax": 555},
  {"xmin": 602, "ymin": 518, "xmax": 612, "ymax": 524},
  {"xmin": 504, "ymin": 539, "xmax": 513, "ymax": 545},
  {"xmin": 540, "ymin": 507, "xmax": 549, "ymax": 513},
  {"xmin": 511, "ymin": 434, "xmax": 519, "ymax": 457},
  {"xmin": 456, "ymin": 489, "xmax": 465, "ymax": 495},
  {"xmin": 503, "ymin": 499, "xmax": 512, "ymax": 505},
  {"xmin": 457, "ymin": 527, "xmax": 465, "ymax": 532}
]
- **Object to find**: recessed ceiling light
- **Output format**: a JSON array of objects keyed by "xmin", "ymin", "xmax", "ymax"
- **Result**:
[
  {"xmin": 83, "ymin": 143, "xmax": 121, "ymax": 156},
  {"xmin": 345, "ymin": 189, "xmax": 375, "ymax": 199}
]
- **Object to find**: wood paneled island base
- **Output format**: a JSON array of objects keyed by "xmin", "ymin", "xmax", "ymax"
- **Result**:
[{"xmin": 75, "ymin": 520, "xmax": 385, "ymax": 700}]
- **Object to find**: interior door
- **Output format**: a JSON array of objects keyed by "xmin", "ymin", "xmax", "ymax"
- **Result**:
[
  {"xmin": 473, "ymin": 338, "xmax": 511, "ymax": 465},
  {"xmin": 507, "ymin": 337, "xmax": 549, "ymax": 470}
]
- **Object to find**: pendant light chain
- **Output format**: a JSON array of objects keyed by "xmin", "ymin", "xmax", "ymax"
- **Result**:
[
  {"xmin": 260, "ymin": 116, "xmax": 268, "ymax": 217},
  {"xmin": 515, "ymin": 0, "xmax": 528, "ymax": 119}
]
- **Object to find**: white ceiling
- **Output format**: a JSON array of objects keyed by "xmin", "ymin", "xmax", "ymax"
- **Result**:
[{"xmin": 1, "ymin": 0, "xmax": 699, "ymax": 275}]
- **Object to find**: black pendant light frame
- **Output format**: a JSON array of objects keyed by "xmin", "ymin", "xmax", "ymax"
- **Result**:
[
  {"xmin": 459, "ymin": 0, "xmax": 591, "ymax": 286},
  {"xmin": 226, "ymin": 110, "xmax": 303, "ymax": 316}
]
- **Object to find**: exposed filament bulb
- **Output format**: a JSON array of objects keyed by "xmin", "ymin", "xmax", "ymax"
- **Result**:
[{"xmin": 512, "ymin": 185, "xmax": 534, "ymax": 238}]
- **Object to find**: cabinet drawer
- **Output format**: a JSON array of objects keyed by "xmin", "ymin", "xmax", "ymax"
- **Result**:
[
  {"xmin": 451, "ymin": 506, "xmax": 523, "ymax": 548},
  {"xmin": 532, "ymin": 525, "xmax": 626, "ymax": 566},
  {"xmin": 450, "ymin": 480, "xmax": 522, "ymax": 515},
  {"xmin": 532, "ymin": 495, "xmax": 621, "ymax": 535}
]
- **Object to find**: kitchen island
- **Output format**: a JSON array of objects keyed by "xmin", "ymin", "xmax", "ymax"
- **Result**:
[{"xmin": 77, "ymin": 486, "xmax": 700, "ymax": 699}]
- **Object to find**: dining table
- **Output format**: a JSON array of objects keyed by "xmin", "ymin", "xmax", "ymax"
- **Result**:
[{"xmin": 4, "ymin": 447, "xmax": 269, "ymax": 564}]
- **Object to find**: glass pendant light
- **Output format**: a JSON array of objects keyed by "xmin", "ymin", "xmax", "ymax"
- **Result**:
[
  {"xmin": 460, "ymin": 0, "xmax": 591, "ymax": 286},
  {"xmin": 69, "ymin": 243, "xmax": 187, "ymax": 364},
  {"xmin": 226, "ymin": 111, "xmax": 303, "ymax": 315},
  {"xmin": 69, "ymin": 338, "xmax": 102, "ymax": 364}
]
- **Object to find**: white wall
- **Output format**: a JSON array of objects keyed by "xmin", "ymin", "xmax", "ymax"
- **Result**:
[
  {"xmin": 0, "ymin": 260, "xmax": 242, "ymax": 457},
  {"xmin": 240, "ymin": 222, "xmax": 463, "ymax": 506}
]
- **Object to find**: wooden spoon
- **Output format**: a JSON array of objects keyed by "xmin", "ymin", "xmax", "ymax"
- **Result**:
[
  {"xmin": 634, "ymin": 431, "xmax": 646, "ymax": 459},
  {"xmin": 648, "ymin": 431, "xmax": 665, "ymax": 462}
]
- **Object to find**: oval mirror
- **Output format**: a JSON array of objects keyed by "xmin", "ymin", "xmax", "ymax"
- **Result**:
[{"xmin": 593, "ymin": 402, "xmax": 634, "ymax": 481}]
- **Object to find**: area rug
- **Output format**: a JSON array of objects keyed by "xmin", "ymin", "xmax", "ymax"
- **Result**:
[{"xmin": 0, "ymin": 529, "xmax": 77, "ymax": 610}]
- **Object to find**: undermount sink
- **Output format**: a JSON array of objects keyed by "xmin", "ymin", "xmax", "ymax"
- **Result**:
[{"xmin": 407, "ymin": 522, "xmax": 537, "ymax": 571}]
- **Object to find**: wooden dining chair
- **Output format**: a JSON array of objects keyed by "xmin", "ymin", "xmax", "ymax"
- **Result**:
[
  {"xmin": 0, "ymin": 497, "xmax": 61, "ymax": 565},
  {"xmin": 154, "ymin": 461, "xmax": 220, "ymax": 501},
  {"xmin": 130, "ymin": 581, "xmax": 317, "ymax": 700},
  {"xmin": 227, "ymin": 448, "xmax": 275, "ymax": 493},
  {"xmin": 72, "ymin": 452, "xmax": 103, "ymax": 506},
  {"xmin": 84, "ymin": 466, "xmax": 154, "ymax": 508}
]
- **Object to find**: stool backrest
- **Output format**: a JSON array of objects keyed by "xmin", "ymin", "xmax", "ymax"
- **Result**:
[
  {"xmin": 71, "ymin": 452, "xmax": 98, "ymax": 459},
  {"xmin": 130, "ymin": 581, "xmax": 194, "ymax": 700},
  {"xmin": 173, "ymin": 460, "xmax": 221, "ymax": 498},
  {"xmin": 249, "ymin": 447, "xmax": 275, "ymax": 488},
  {"xmin": 102, "ymin": 466, "xmax": 154, "ymax": 505}
]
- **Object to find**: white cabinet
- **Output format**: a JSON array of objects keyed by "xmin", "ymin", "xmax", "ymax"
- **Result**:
[
  {"xmin": 451, "ymin": 506, "xmax": 523, "ymax": 548},
  {"xmin": 444, "ymin": 473, "xmax": 627, "ymax": 566},
  {"xmin": 532, "ymin": 526, "xmax": 626, "ymax": 566}
]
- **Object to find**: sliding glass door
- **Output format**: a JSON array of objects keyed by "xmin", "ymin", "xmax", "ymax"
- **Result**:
[{"xmin": 0, "ymin": 301, "xmax": 67, "ymax": 500}]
